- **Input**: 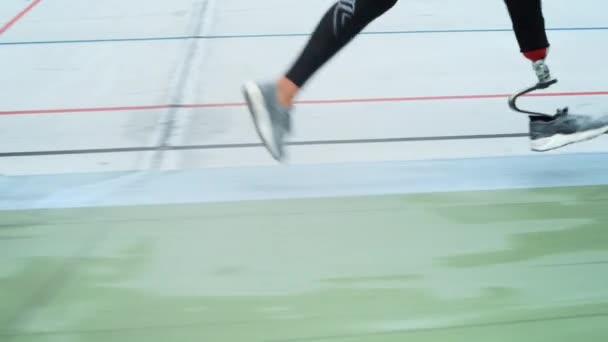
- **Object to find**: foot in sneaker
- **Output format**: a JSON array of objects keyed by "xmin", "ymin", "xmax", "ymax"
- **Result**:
[
  {"xmin": 530, "ymin": 109, "xmax": 608, "ymax": 151},
  {"xmin": 242, "ymin": 81, "xmax": 292, "ymax": 161}
]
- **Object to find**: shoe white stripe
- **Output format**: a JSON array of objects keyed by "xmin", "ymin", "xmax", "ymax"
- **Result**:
[{"xmin": 532, "ymin": 125, "xmax": 608, "ymax": 151}]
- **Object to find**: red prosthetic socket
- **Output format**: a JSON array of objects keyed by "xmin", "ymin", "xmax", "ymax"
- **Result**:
[{"xmin": 523, "ymin": 47, "xmax": 548, "ymax": 62}]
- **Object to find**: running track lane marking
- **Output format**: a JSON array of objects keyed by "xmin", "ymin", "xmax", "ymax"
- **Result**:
[
  {"xmin": 0, "ymin": 133, "xmax": 530, "ymax": 157},
  {"xmin": 1, "ymin": 26, "xmax": 608, "ymax": 46},
  {"xmin": 1, "ymin": 91, "xmax": 608, "ymax": 116},
  {"xmin": 0, "ymin": 0, "xmax": 42, "ymax": 35}
]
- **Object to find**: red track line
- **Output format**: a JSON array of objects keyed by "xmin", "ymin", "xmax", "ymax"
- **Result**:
[
  {"xmin": 0, "ymin": 0, "xmax": 42, "ymax": 35},
  {"xmin": 1, "ymin": 91, "xmax": 608, "ymax": 116},
  {"xmin": 297, "ymin": 91, "xmax": 608, "ymax": 104},
  {"xmin": 0, "ymin": 104, "xmax": 170, "ymax": 115}
]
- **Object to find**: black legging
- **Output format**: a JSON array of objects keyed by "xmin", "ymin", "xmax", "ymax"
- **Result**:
[
  {"xmin": 504, "ymin": 0, "xmax": 550, "ymax": 52},
  {"xmin": 286, "ymin": 0, "xmax": 550, "ymax": 87}
]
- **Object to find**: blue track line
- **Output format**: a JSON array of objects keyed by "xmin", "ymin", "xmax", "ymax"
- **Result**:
[{"xmin": 1, "ymin": 26, "xmax": 607, "ymax": 46}]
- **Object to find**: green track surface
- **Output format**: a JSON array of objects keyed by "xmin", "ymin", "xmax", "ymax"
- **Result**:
[{"xmin": 2, "ymin": 185, "xmax": 608, "ymax": 341}]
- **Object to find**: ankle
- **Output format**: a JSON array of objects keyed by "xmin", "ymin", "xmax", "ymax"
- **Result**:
[
  {"xmin": 276, "ymin": 77, "xmax": 299, "ymax": 108},
  {"xmin": 532, "ymin": 59, "xmax": 554, "ymax": 84}
]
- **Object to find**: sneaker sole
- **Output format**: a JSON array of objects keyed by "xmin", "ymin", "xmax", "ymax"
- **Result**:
[
  {"xmin": 242, "ymin": 81, "xmax": 282, "ymax": 160},
  {"xmin": 531, "ymin": 124, "xmax": 608, "ymax": 151}
]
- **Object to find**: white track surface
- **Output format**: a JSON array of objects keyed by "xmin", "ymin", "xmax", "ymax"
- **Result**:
[{"xmin": 1, "ymin": 0, "xmax": 607, "ymax": 177}]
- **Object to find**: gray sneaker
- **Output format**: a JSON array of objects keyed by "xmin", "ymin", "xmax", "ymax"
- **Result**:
[
  {"xmin": 242, "ymin": 81, "xmax": 292, "ymax": 161},
  {"xmin": 530, "ymin": 109, "xmax": 608, "ymax": 151}
]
